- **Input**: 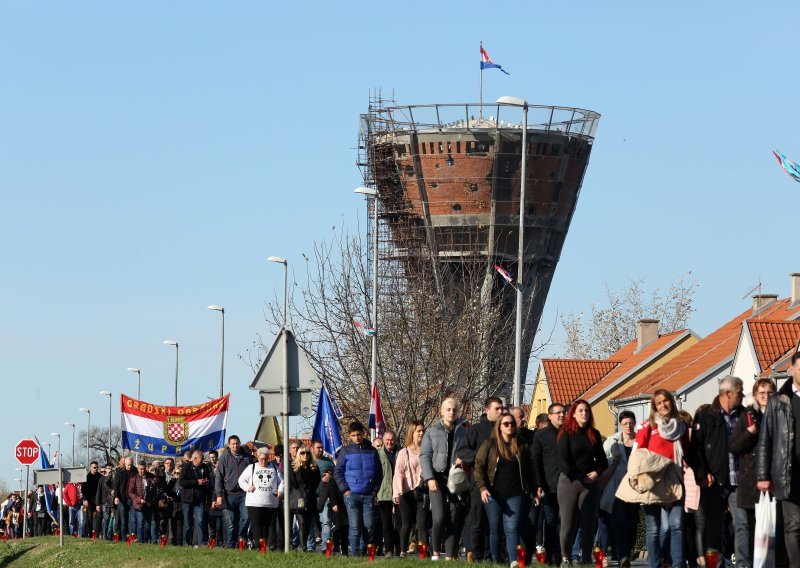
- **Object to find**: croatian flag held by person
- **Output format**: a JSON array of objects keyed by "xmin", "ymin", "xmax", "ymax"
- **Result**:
[
  {"xmin": 312, "ymin": 383, "xmax": 343, "ymax": 460},
  {"xmin": 32, "ymin": 435, "xmax": 57, "ymax": 520},
  {"xmin": 480, "ymin": 45, "xmax": 510, "ymax": 75},
  {"xmin": 368, "ymin": 382, "xmax": 386, "ymax": 438},
  {"xmin": 494, "ymin": 264, "xmax": 514, "ymax": 284},
  {"xmin": 121, "ymin": 394, "xmax": 228, "ymax": 457}
]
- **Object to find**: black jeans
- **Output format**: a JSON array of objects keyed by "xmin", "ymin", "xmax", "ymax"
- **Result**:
[
  {"xmin": 699, "ymin": 484, "xmax": 729, "ymax": 553},
  {"xmin": 540, "ymin": 492, "xmax": 561, "ymax": 562},
  {"xmin": 378, "ymin": 501, "xmax": 400, "ymax": 555},
  {"xmin": 248, "ymin": 506, "xmax": 277, "ymax": 544},
  {"xmin": 398, "ymin": 490, "xmax": 428, "ymax": 551},
  {"xmin": 467, "ymin": 484, "xmax": 488, "ymax": 560},
  {"xmin": 612, "ymin": 498, "xmax": 639, "ymax": 560},
  {"xmin": 429, "ymin": 474, "xmax": 469, "ymax": 559}
]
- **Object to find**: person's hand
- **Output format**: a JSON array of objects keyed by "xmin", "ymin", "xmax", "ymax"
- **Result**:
[
  {"xmin": 322, "ymin": 472, "xmax": 332, "ymax": 483},
  {"xmin": 392, "ymin": 496, "xmax": 400, "ymax": 505},
  {"xmin": 584, "ymin": 471, "xmax": 598, "ymax": 484},
  {"xmin": 706, "ymin": 474, "xmax": 714, "ymax": 487},
  {"xmin": 537, "ymin": 486, "xmax": 544, "ymax": 498},
  {"xmin": 216, "ymin": 496, "xmax": 223, "ymax": 507},
  {"xmin": 114, "ymin": 497, "xmax": 119, "ymax": 506},
  {"xmin": 454, "ymin": 457, "xmax": 463, "ymax": 466},
  {"xmin": 344, "ymin": 490, "xmax": 351, "ymax": 496},
  {"xmin": 96, "ymin": 505, "xmax": 101, "ymax": 512},
  {"xmin": 332, "ymin": 504, "xmax": 338, "ymax": 513},
  {"xmin": 757, "ymin": 480, "xmax": 773, "ymax": 493},
  {"xmin": 480, "ymin": 489, "xmax": 491, "ymax": 504},
  {"xmin": 248, "ymin": 485, "xmax": 256, "ymax": 493},
  {"xmin": 428, "ymin": 479, "xmax": 439, "ymax": 493},
  {"xmin": 83, "ymin": 500, "xmax": 89, "ymax": 508},
  {"xmin": 747, "ymin": 423, "xmax": 758, "ymax": 435}
]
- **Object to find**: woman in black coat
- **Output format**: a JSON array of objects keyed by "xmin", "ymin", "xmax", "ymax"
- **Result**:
[
  {"xmin": 729, "ymin": 378, "xmax": 775, "ymax": 559},
  {"xmin": 287, "ymin": 447, "xmax": 321, "ymax": 551}
]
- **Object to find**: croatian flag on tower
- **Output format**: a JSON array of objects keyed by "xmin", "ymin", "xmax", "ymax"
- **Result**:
[
  {"xmin": 480, "ymin": 45, "xmax": 510, "ymax": 75},
  {"xmin": 368, "ymin": 382, "xmax": 385, "ymax": 437},
  {"xmin": 121, "ymin": 394, "xmax": 229, "ymax": 457}
]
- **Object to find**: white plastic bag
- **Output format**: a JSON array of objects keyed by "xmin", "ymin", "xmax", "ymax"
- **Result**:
[{"xmin": 753, "ymin": 491, "xmax": 776, "ymax": 568}]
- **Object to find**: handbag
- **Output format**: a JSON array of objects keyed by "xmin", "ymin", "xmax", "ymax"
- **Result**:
[
  {"xmin": 446, "ymin": 464, "xmax": 469, "ymax": 494},
  {"xmin": 753, "ymin": 491, "xmax": 776, "ymax": 568}
]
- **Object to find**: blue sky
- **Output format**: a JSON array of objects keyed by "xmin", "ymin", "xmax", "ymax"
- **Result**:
[{"xmin": 2, "ymin": 1, "xmax": 799, "ymax": 485}]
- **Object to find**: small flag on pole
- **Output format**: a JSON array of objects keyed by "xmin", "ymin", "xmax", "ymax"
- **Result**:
[
  {"xmin": 773, "ymin": 149, "xmax": 800, "ymax": 183},
  {"xmin": 493, "ymin": 264, "xmax": 514, "ymax": 284},
  {"xmin": 368, "ymin": 382, "xmax": 385, "ymax": 438},
  {"xmin": 312, "ymin": 383, "xmax": 343, "ymax": 460},
  {"xmin": 480, "ymin": 45, "xmax": 510, "ymax": 75},
  {"xmin": 353, "ymin": 320, "xmax": 377, "ymax": 337},
  {"xmin": 32, "ymin": 435, "xmax": 57, "ymax": 521}
]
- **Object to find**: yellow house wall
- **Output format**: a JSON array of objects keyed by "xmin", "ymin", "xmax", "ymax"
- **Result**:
[
  {"xmin": 592, "ymin": 335, "xmax": 699, "ymax": 437},
  {"xmin": 527, "ymin": 365, "xmax": 550, "ymax": 429}
]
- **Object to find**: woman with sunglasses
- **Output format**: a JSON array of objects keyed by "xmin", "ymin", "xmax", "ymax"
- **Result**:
[
  {"xmin": 474, "ymin": 414, "xmax": 534, "ymax": 566},
  {"xmin": 287, "ymin": 446, "xmax": 321, "ymax": 551},
  {"xmin": 557, "ymin": 400, "xmax": 607, "ymax": 568}
]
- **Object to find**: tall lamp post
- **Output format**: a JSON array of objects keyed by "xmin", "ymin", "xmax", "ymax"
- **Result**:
[
  {"xmin": 64, "ymin": 422, "xmax": 76, "ymax": 466},
  {"xmin": 100, "ymin": 391, "xmax": 112, "ymax": 462},
  {"xmin": 13, "ymin": 468, "xmax": 23, "ymax": 495},
  {"xmin": 354, "ymin": 186, "xmax": 379, "ymax": 437},
  {"xmin": 267, "ymin": 255, "xmax": 290, "ymax": 552},
  {"xmin": 50, "ymin": 432, "xmax": 63, "ymax": 547},
  {"xmin": 496, "ymin": 96, "xmax": 528, "ymax": 408},
  {"xmin": 79, "ymin": 407, "xmax": 91, "ymax": 468},
  {"xmin": 163, "ymin": 340, "xmax": 179, "ymax": 405},
  {"xmin": 208, "ymin": 305, "xmax": 225, "ymax": 397},
  {"xmin": 126, "ymin": 367, "xmax": 141, "ymax": 399}
]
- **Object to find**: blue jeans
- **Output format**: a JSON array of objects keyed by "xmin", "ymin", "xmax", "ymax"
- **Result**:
[
  {"xmin": 135, "ymin": 508, "xmax": 152, "ymax": 543},
  {"xmin": 183, "ymin": 503, "xmax": 208, "ymax": 546},
  {"xmin": 644, "ymin": 502, "xmax": 684, "ymax": 568},
  {"xmin": 224, "ymin": 492, "xmax": 249, "ymax": 547},
  {"xmin": 728, "ymin": 488, "xmax": 751, "ymax": 568},
  {"xmin": 130, "ymin": 508, "xmax": 143, "ymax": 542},
  {"xmin": 344, "ymin": 492, "xmax": 375, "ymax": 555},
  {"xmin": 541, "ymin": 493, "xmax": 561, "ymax": 563},
  {"xmin": 484, "ymin": 494, "xmax": 531, "ymax": 563},
  {"xmin": 69, "ymin": 506, "xmax": 81, "ymax": 535},
  {"xmin": 101, "ymin": 505, "xmax": 115, "ymax": 539},
  {"xmin": 319, "ymin": 502, "xmax": 331, "ymax": 545}
]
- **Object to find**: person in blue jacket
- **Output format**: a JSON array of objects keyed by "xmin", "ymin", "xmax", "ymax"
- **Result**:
[{"xmin": 334, "ymin": 421, "xmax": 383, "ymax": 556}]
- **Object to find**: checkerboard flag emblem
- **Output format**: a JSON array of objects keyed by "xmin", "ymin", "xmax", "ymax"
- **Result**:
[{"xmin": 164, "ymin": 417, "xmax": 189, "ymax": 445}]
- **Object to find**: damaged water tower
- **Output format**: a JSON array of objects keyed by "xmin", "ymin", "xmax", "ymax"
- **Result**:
[{"xmin": 359, "ymin": 93, "xmax": 600, "ymax": 404}]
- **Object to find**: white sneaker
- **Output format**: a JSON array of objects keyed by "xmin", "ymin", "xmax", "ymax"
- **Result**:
[
  {"xmin": 510, "ymin": 562, "xmax": 519, "ymax": 568},
  {"xmin": 431, "ymin": 554, "xmax": 441, "ymax": 561}
]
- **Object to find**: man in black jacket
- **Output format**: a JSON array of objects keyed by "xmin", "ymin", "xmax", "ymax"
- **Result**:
[
  {"xmin": 532, "ymin": 402, "xmax": 565, "ymax": 564},
  {"xmin": 758, "ymin": 352, "xmax": 800, "ymax": 562},
  {"xmin": 456, "ymin": 396, "xmax": 502, "ymax": 562},
  {"xmin": 180, "ymin": 450, "xmax": 213, "ymax": 546},
  {"xmin": 82, "ymin": 461, "xmax": 102, "ymax": 536},
  {"xmin": 113, "ymin": 457, "xmax": 134, "ymax": 538},
  {"xmin": 690, "ymin": 375, "xmax": 746, "ymax": 566}
]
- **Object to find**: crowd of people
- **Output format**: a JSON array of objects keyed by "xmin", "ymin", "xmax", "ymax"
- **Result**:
[{"xmin": 5, "ymin": 352, "xmax": 800, "ymax": 567}]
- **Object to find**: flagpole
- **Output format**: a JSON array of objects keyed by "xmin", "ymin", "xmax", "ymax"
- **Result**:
[{"xmin": 479, "ymin": 41, "xmax": 483, "ymax": 120}]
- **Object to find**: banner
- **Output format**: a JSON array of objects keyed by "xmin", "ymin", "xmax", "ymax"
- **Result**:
[{"xmin": 121, "ymin": 394, "xmax": 229, "ymax": 457}]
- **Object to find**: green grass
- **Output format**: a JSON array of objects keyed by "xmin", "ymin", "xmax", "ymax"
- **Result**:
[{"xmin": 0, "ymin": 538, "xmax": 429, "ymax": 568}]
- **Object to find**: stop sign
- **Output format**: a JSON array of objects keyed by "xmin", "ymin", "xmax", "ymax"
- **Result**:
[{"xmin": 15, "ymin": 439, "xmax": 40, "ymax": 466}]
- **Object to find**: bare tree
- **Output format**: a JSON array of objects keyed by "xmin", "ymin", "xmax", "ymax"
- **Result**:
[
  {"xmin": 247, "ymin": 227, "xmax": 522, "ymax": 438},
  {"xmin": 76, "ymin": 426, "xmax": 123, "ymax": 466},
  {"xmin": 560, "ymin": 273, "xmax": 698, "ymax": 359}
]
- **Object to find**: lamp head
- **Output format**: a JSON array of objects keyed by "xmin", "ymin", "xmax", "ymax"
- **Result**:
[
  {"xmin": 126, "ymin": 367, "xmax": 140, "ymax": 373},
  {"xmin": 353, "ymin": 186, "xmax": 378, "ymax": 196},
  {"xmin": 100, "ymin": 390, "xmax": 111, "ymax": 396},
  {"xmin": 495, "ymin": 95, "xmax": 528, "ymax": 107},
  {"xmin": 163, "ymin": 339, "xmax": 178, "ymax": 346},
  {"xmin": 65, "ymin": 422, "xmax": 73, "ymax": 427},
  {"xmin": 50, "ymin": 433, "xmax": 60, "ymax": 438},
  {"xmin": 208, "ymin": 305, "xmax": 224, "ymax": 312},
  {"xmin": 266, "ymin": 256, "xmax": 287, "ymax": 264},
  {"xmin": 79, "ymin": 408, "xmax": 90, "ymax": 413}
]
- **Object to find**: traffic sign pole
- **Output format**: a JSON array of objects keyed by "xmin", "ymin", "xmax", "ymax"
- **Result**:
[{"xmin": 23, "ymin": 465, "xmax": 28, "ymax": 539}]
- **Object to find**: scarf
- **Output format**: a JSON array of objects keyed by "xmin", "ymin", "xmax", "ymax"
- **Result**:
[{"xmin": 655, "ymin": 416, "xmax": 686, "ymax": 466}]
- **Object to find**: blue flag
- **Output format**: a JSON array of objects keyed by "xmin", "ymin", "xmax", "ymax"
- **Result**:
[
  {"xmin": 32, "ymin": 435, "xmax": 57, "ymax": 521},
  {"xmin": 312, "ymin": 384, "xmax": 343, "ymax": 460},
  {"xmin": 480, "ymin": 45, "xmax": 510, "ymax": 75}
]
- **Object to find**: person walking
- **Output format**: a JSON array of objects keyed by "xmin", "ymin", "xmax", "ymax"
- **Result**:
[
  {"xmin": 179, "ymin": 450, "xmax": 213, "ymax": 546},
  {"xmin": 532, "ymin": 403, "xmax": 565, "ymax": 564},
  {"xmin": 334, "ymin": 421, "xmax": 383, "ymax": 556},
  {"xmin": 690, "ymin": 375, "xmax": 747, "ymax": 567},
  {"xmin": 377, "ymin": 430, "xmax": 400, "ymax": 557},
  {"xmin": 238, "ymin": 446, "xmax": 283, "ymax": 548},
  {"xmin": 311, "ymin": 440, "xmax": 335, "ymax": 549},
  {"xmin": 288, "ymin": 445, "xmax": 322, "ymax": 551},
  {"xmin": 474, "ymin": 412, "xmax": 534, "ymax": 565},
  {"xmin": 214, "ymin": 435, "xmax": 255, "ymax": 548},
  {"xmin": 632, "ymin": 389, "xmax": 688, "ymax": 568},
  {"xmin": 393, "ymin": 420, "xmax": 427, "ymax": 557},
  {"xmin": 421, "ymin": 397, "xmax": 470, "ymax": 561},
  {"xmin": 757, "ymin": 352, "xmax": 800, "ymax": 564},
  {"xmin": 556, "ymin": 400, "xmax": 607, "ymax": 568}
]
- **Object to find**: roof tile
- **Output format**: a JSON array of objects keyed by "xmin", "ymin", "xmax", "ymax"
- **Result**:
[{"xmin": 543, "ymin": 359, "xmax": 620, "ymax": 405}]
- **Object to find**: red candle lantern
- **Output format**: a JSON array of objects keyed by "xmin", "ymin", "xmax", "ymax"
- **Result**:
[
  {"xmin": 160, "ymin": 535, "xmax": 167, "ymax": 547},
  {"xmin": 535, "ymin": 545, "xmax": 546, "ymax": 563},
  {"xmin": 326, "ymin": 539, "xmax": 333, "ymax": 558},
  {"xmin": 259, "ymin": 538, "xmax": 267, "ymax": 554},
  {"xmin": 238, "ymin": 537, "xmax": 246, "ymax": 551},
  {"xmin": 91, "ymin": 530, "xmax": 97, "ymax": 540},
  {"xmin": 418, "ymin": 542, "xmax": 428, "ymax": 559},
  {"xmin": 592, "ymin": 546, "xmax": 605, "ymax": 568},
  {"xmin": 367, "ymin": 543, "xmax": 376, "ymax": 561},
  {"xmin": 516, "ymin": 545, "xmax": 526, "ymax": 568},
  {"xmin": 113, "ymin": 533, "xmax": 118, "ymax": 542},
  {"xmin": 704, "ymin": 550, "xmax": 719, "ymax": 568},
  {"xmin": 73, "ymin": 531, "xmax": 78, "ymax": 539},
  {"xmin": 209, "ymin": 537, "xmax": 216, "ymax": 549}
]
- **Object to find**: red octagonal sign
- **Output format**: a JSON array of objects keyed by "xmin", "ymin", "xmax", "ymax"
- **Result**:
[{"xmin": 15, "ymin": 439, "xmax": 40, "ymax": 466}]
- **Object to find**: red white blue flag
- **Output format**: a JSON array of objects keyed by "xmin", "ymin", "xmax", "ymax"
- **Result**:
[
  {"xmin": 480, "ymin": 45, "xmax": 510, "ymax": 75},
  {"xmin": 773, "ymin": 150, "xmax": 800, "ymax": 183},
  {"xmin": 368, "ymin": 382, "xmax": 385, "ymax": 438},
  {"xmin": 353, "ymin": 320, "xmax": 377, "ymax": 337},
  {"xmin": 121, "ymin": 394, "xmax": 229, "ymax": 457}
]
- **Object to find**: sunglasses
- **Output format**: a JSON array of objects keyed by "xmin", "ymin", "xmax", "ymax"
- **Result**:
[{"xmin": 500, "ymin": 421, "xmax": 516, "ymax": 427}]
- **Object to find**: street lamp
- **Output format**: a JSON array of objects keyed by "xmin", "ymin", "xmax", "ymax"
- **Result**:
[
  {"xmin": 14, "ymin": 468, "xmax": 23, "ymax": 493},
  {"xmin": 496, "ymin": 96, "xmax": 529, "ymax": 408},
  {"xmin": 64, "ymin": 422, "xmax": 76, "ymax": 467},
  {"xmin": 79, "ymin": 408, "xmax": 91, "ymax": 468},
  {"xmin": 354, "ymin": 186, "xmax": 379, "ymax": 436},
  {"xmin": 208, "ymin": 305, "xmax": 225, "ymax": 398},
  {"xmin": 50, "ymin": 432, "xmax": 63, "ymax": 547},
  {"xmin": 100, "ymin": 391, "xmax": 112, "ymax": 462},
  {"xmin": 163, "ymin": 340, "xmax": 179, "ymax": 405},
  {"xmin": 126, "ymin": 367, "xmax": 141, "ymax": 399},
  {"xmin": 267, "ymin": 254, "xmax": 290, "ymax": 552}
]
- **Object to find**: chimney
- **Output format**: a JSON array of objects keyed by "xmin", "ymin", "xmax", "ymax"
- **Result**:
[
  {"xmin": 637, "ymin": 319, "xmax": 659, "ymax": 352},
  {"xmin": 753, "ymin": 293, "xmax": 778, "ymax": 314},
  {"xmin": 792, "ymin": 273, "xmax": 800, "ymax": 306}
]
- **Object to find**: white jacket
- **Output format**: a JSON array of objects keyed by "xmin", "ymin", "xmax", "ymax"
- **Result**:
[{"xmin": 237, "ymin": 462, "xmax": 283, "ymax": 508}]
